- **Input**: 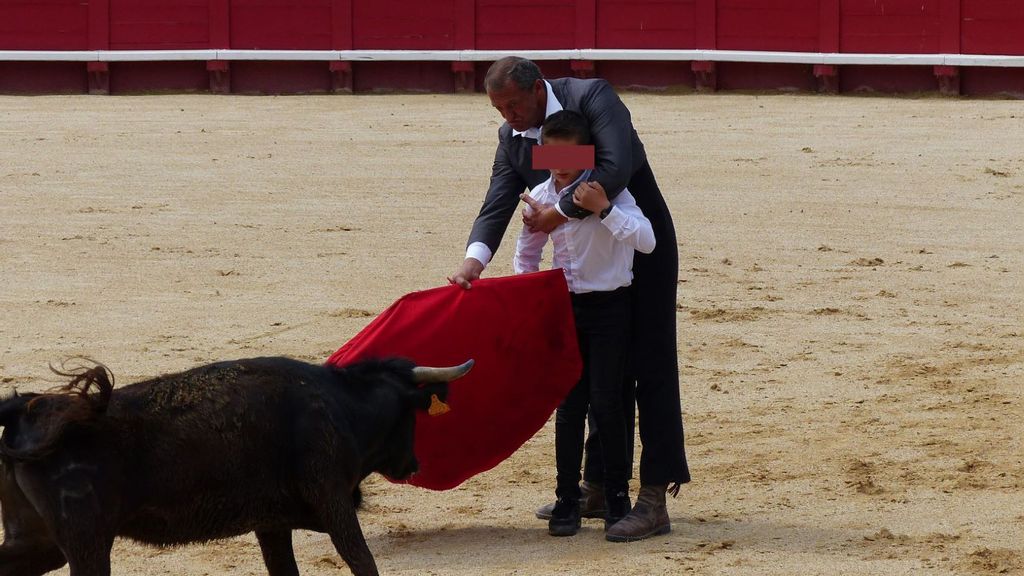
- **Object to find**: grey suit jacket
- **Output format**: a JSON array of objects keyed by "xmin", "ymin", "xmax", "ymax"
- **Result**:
[{"xmin": 467, "ymin": 77, "xmax": 650, "ymax": 254}]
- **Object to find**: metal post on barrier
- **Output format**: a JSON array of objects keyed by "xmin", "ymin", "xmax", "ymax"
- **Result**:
[
  {"xmin": 814, "ymin": 64, "xmax": 839, "ymax": 94},
  {"xmin": 692, "ymin": 60, "xmax": 716, "ymax": 92},
  {"xmin": 87, "ymin": 62, "xmax": 109, "ymax": 95},
  {"xmin": 330, "ymin": 61, "xmax": 353, "ymax": 93},
  {"xmin": 207, "ymin": 60, "xmax": 230, "ymax": 94},
  {"xmin": 571, "ymin": 60, "xmax": 595, "ymax": 79},
  {"xmin": 934, "ymin": 65, "xmax": 961, "ymax": 96},
  {"xmin": 451, "ymin": 61, "xmax": 475, "ymax": 93}
]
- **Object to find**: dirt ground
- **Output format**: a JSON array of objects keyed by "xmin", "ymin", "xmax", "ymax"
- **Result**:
[{"xmin": 1, "ymin": 91, "xmax": 1022, "ymax": 576}]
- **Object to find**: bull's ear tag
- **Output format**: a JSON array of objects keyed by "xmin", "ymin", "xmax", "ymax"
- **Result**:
[{"xmin": 428, "ymin": 394, "xmax": 450, "ymax": 416}]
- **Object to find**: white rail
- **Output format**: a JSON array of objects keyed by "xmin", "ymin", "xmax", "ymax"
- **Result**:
[{"xmin": 0, "ymin": 49, "xmax": 1023, "ymax": 67}]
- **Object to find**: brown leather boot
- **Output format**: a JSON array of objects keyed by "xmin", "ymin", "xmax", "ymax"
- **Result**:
[
  {"xmin": 535, "ymin": 480, "xmax": 606, "ymax": 520},
  {"xmin": 605, "ymin": 484, "xmax": 670, "ymax": 542}
]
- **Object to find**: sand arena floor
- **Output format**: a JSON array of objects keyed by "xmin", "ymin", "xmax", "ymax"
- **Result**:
[{"xmin": 1, "ymin": 92, "xmax": 1022, "ymax": 575}]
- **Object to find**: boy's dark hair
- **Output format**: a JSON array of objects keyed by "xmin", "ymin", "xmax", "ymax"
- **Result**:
[{"xmin": 541, "ymin": 110, "xmax": 592, "ymax": 145}]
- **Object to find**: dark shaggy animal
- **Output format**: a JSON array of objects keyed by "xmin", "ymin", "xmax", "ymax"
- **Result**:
[{"xmin": 0, "ymin": 356, "xmax": 473, "ymax": 576}]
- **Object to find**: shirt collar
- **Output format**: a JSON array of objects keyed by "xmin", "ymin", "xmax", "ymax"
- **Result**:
[
  {"xmin": 549, "ymin": 169, "xmax": 591, "ymax": 197},
  {"xmin": 512, "ymin": 80, "xmax": 563, "ymax": 141}
]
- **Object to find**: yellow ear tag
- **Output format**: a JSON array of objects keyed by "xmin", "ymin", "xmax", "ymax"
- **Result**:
[{"xmin": 428, "ymin": 394, "xmax": 450, "ymax": 416}]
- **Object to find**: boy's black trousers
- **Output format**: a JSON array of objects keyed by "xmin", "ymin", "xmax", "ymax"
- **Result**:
[{"xmin": 555, "ymin": 287, "xmax": 632, "ymax": 500}]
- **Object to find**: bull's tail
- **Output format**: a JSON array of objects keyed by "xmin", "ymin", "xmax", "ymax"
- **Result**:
[{"xmin": 47, "ymin": 361, "xmax": 114, "ymax": 412}]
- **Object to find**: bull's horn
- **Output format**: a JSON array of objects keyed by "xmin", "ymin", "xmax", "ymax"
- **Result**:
[{"xmin": 412, "ymin": 360, "xmax": 474, "ymax": 384}]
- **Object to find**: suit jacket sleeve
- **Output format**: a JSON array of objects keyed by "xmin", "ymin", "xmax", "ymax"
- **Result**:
[
  {"xmin": 467, "ymin": 130, "xmax": 529, "ymax": 255},
  {"xmin": 558, "ymin": 80, "xmax": 634, "ymax": 219}
]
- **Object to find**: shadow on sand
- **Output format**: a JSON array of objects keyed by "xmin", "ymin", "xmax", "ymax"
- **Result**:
[{"xmin": 365, "ymin": 514, "xmax": 873, "ymax": 571}]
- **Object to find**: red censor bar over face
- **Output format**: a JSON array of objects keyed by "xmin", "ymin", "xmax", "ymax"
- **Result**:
[{"xmin": 531, "ymin": 145, "xmax": 595, "ymax": 170}]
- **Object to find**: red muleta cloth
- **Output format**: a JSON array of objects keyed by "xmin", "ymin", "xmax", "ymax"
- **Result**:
[{"xmin": 326, "ymin": 269, "xmax": 582, "ymax": 491}]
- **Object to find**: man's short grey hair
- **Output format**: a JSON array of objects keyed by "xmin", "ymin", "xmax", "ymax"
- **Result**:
[{"xmin": 484, "ymin": 56, "xmax": 544, "ymax": 92}]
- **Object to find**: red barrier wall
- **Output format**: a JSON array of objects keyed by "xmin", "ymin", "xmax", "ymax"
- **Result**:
[
  {"xmin": 0, "ymin": 0, "xmax": 89, "ymax": 50},
  {"xmin": 109, "ymin": 0, "xmax": 211, "ymax": 49},
  {"xmin": 354, "ymin": 0, "xmax": 457, "ymax": 49},
  {"xmin": 840, "ymin": 0, "xmax": 943, "ymax": 54},
  {"xmin": 717, "ymin": 0, "xmax": 820, "ymax": 52},
  {"xmin": 596, "ymin": 0, "xmax": 697, "ymax": 49},
  {"xmin": 475, "ymin": 0, "xmax": 575, "ymax": 49},
  {"xmin": 231, "ymin": 0, "xmax": 333, "ymax": 50},
  {"xmin": 962, "ymin": 0, "xmax": 1024, "ymax": 55},
  {"xmin": 2, "ymin": 0, "xmax": 1023, "ymax": 95}
]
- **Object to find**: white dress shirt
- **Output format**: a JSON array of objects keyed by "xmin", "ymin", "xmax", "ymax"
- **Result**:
[
  {"xmin": 466, "ymin": 80, "xmax": 563, "ymax": 268},
  {"xmin": 513, "ymin": 171, "xmax": 655, "ymax": 294},
  {"xmin": 511, "ymin": 80, "xmax": 563, "ymax": 141}
]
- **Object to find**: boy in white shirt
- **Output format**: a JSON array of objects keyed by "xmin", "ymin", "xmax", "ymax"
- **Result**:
[{"xmin": 513, "ymin": 110, "xmax": 655, "ymax": 537}]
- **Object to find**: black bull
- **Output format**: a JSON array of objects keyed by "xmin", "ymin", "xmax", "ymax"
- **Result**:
[{"xmin": 0, "ymin": 356, "xmax": 473, "ymax": 576}]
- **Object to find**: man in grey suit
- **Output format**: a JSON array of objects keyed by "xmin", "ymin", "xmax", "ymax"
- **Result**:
[{"xmin": 449, "ymin": 56, "xmax": 691, "ymax": 542}]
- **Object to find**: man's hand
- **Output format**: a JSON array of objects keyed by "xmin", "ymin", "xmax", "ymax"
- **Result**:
[
  {"xmin": 448, "ymin": 257, "xmax": 484, "ymax": 290},
  {"xmin": 520, "ymin": 193, "xmax": 567, "ymax": 233},
  {"xmin": 572, "ymin": 181, "xmax": 611, "ymax": 214}
]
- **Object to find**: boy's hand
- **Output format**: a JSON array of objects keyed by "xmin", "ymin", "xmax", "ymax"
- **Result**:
[
  {"xmin": 520, "ymin": 193, "xmax": 566, "ymax": 233},
  {"xmin": 572, "ymin": 181, "xmax": 611, "ymax": 214}
]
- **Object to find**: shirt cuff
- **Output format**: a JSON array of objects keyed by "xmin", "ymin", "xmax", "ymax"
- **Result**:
[
  {"xmin": 465, "ymin": 242, "xmax": 493, "ymax": 268},
  {"xmin": 600, "ymin": 205, "xmax": 625, "ymax": 230}
]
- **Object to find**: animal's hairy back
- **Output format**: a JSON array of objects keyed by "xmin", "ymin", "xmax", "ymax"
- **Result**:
[
  {"xmin": 106, "ymin": 357, "xmax": 334, "ymax": 421},
  {"xmin": 100, "ymin": 357, "xmax": 413, "ymax": 421}
]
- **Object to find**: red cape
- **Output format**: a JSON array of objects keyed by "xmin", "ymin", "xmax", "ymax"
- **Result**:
[{"xmin": 326, "ymin": 270, "xmax": 582, "ymax": 490}]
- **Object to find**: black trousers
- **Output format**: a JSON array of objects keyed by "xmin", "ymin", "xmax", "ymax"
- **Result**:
[
  {"xmin": 581, "ymin": 160, "xmax": 691, "ymax": 487},
  {"xmin": 555, "ymin": 288, "xmax": 631, "ymax": 500}
]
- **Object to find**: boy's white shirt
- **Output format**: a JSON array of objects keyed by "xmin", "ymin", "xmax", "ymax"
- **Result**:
[{"xmin": 513, "ymin": 171, "xmax": 656, "ymax": 294}]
